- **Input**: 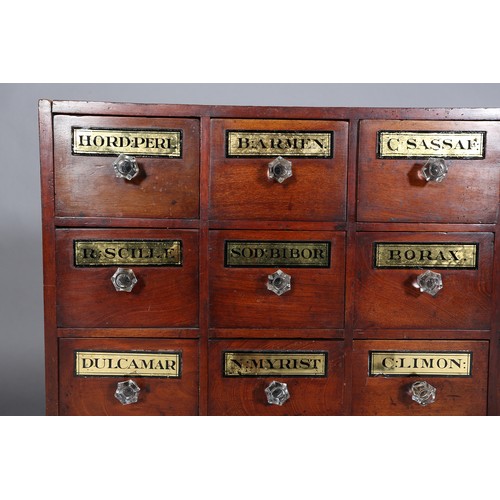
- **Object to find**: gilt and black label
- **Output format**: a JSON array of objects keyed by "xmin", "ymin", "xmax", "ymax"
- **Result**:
[
  {"xmin": 225, "ymin": 241, "xmax": 331, "ymax": 268},
  {"xmin": 226, "ymin": 130, "xmax": 333, "ymax": 158},
  {"xmin": 377, "ymin": 131, "xmax": 486, "ymax": 159},
  {"xmin": 373, "ymin": 243, "xmax": 478, "ymax": 269},
  {"xmin": 369, "ymin": 351, "xmax": 472, "ymax": 377},
  {"xmin": 223, "ymin": 351, "xmax": 328, "ymax": 377},
  {"xmin": 72, "ymin": 128, "xmax": 182, "ymax": 157},
  {"xmin": 74, "ymin": 240, "xmax": 182, "ymax": 267},
  {"xmin": 75, "ymin": 351, "xmax": 182, "ymax": 378}
]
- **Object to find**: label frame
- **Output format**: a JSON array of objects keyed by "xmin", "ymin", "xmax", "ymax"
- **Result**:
[
  {"xmin": 372, "ymin": 242, "xmax": 479, "ymax": 270},
  {"xmin": 225, "ymin": 130, "xmax": 334, "ymax": 158},
  {"xmin": 224, "ymin": 240, "xmax": 331, "ymax": 268},
  {"xmin": 223, "ymin": 350, "xmax": 329, "ymax": 378},
  {"xmin": 376, "ymin": 130, "xmax": 486, "ymax": 159},
  {"xmin": 72, "ymin": 127, "xmax": 183, "ymax": 158},
  {"xmin": 73, "ymin": 239, "xmax": 183, "ymax": 267},
  {"xmin": 368, "ymin": 350, "xmax": 473, "ymax": 377},
  {"xmin": 74, "ymin": 350, "xmax": 182, "ymax": 378}
]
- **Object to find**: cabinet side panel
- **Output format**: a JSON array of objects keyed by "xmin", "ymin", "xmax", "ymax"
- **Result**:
[{"xmin": 39, "ymin": 99, "xmax": 58, "ymax": 415}]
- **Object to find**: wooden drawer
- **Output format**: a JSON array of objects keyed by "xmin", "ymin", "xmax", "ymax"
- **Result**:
[
  {"xmin": 56, "ymin": 229, "xmax": 199, "ymax": 328},
  {"xmin": 209, "ymin": 230, "xmax": 345, "ymax": 329},
  {"xmin": 352, "ymin": 340, "xmax": 488, "ymax": 415},
  {"xmin": 208, "ymin": 340, "xmax": 344, "ymax": 415},
  {"xmin": 357, "ymin": 120, "xmax": 500, "ymax": 223},
  {"xmin": 59, "ymin": 338, "xmax": 199, "ymax": 415},
  {"xmin": 209, "ymin": 119, "xmax": 348, "ymax": 221},
  {"xmin": 354, "ymin": 232, "xmax": 494, "ymax": 330},
  {"xmin": 54, "ymin": 115, "xmax": 199, "ymax": 219}
]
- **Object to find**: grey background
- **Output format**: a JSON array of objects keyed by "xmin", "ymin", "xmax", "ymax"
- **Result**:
[{"xmin": 2, "ymin": 83, "xmax": 500, "ymax": 416}]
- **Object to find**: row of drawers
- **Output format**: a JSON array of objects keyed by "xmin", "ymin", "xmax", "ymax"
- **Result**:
[
  {"xmin": 54, "ymin": 116, "xmax": 500, "ymax": 223},
  {"xmin": 57, "ymin": 228, "xmax": 494, "ymax": 331},
  {"xmin": 60, "ymin": 338, "xmax": 489, "ymax": 416}
]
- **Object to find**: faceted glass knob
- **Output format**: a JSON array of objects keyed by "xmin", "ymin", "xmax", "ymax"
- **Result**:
[
  {"xmin": 113, "ymin": 153, "xmax": 139, "ymax": 180},
  {"xmin": 114, "ymin": 379, "xmax": 141, "ymax": 405},
  {"xmin": 265, "ymin": 381, "xmax": 290, "ymax": 406},
  {"xmin": 111, "ymin": 268, "xmax": 138, "ymax": 292},
  {"xmin": 415, "ymin": 270, "xmax": 443, "ymax": 296},
  {"xmin": 268, "ymin": 156, "xmax": 292, "ymax": 183},
  {"xmin": 420, "ymin": 158, "xmax": 448, "ymax": 183},
  {"xmin": 411, "ymin": 381, "xmax": 436, "ymax": 406},
  {"xmin": 267, "ymin": 269, "xmax": 291, "ymax": 296}
]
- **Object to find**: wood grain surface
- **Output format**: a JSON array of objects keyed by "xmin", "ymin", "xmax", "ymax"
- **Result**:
[{"xmin": 39, "ymin": 101, "xmax": 500, "ymax": 415}]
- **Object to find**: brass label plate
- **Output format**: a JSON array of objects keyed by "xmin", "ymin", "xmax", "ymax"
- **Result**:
[
  {"xmin": 223, "ymin": 351, "xmax": 328, "ymax": 377},
  {"xmin": 226, "ymin": 130, "xmax": 333, "ymax": 158},
  {"xmin": 373, "ymin": 242, "xmax": 478, "ymax": 269},
  {"xmin": 225, "ymin": 241, "xmax": 331, "ymax": 268},
  {"xmin": 369, "ymin": 351, "xmax": 472, "ymax": 377},
  {"xmin": 377, "ymin": 131, "xmax": 486, "ymax": 159},
  {"xmin": 74, "ymin": 240, "xmax": 182, "ymax": 267},
  {"xmin": 72, "ymin": 128, "xmax": 182, "ymax": 157},
  {"xmin": 75, "ymin": 351, "xmax": 181, "ymax": 378}
]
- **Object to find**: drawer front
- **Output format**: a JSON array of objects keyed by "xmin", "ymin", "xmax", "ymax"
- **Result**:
[
  {"xmin": 208, "ymin": 340, "xmax": 344, "ymax": 415},
  {"xmin": 357, "ymin": 120, "xmax": 500, "ymax": 222},
  {"xmin": 56, "ymin": 229, "xmax": 199, "ymax": 328},
  {"xmin": 59, "ymin": 338, "xmax": 199, "ymax": 415},
  {"xmin": 209, "ymin": 230, "xmax": 345, "ymax": 329},
  {"xmin": 54, "ymin": 115, "xmax": 199, "ymax": 218},
  {"xmin": 354, "ymin": 232, "xmax": 493, "ymax": 330},
  {"xmin": 210, "ymin": 119, "xmax": 348, "ymax": 221},
  {"xmin": 352, "ymin": 340, "xmax": 488, "ymax": 415}
]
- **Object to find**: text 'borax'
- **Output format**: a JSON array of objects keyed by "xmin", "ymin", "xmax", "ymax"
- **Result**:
[{"xmin": 374, "ymin": 243, "xmax": 478, "ymax": 269}]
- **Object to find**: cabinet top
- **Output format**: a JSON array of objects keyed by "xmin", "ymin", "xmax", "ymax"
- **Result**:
[{"xmin": 39, "ymin": 99, "xmax": 500, "ymax": 121}]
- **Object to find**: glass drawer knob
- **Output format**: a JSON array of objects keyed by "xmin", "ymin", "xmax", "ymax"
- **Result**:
[
  {"xmin": 410, "ymin": 381, "xmax": 436, "ymax": 406},
  {"xmin": 420, "ymin": 158, "xmax": 448, "ymax": 183},
  {"xmin": 265, "ymin": 381, "xmax": 290, "ymax": 406},
  {"xmin": 415, "ymin": 270, "xmax": 443, "ymax": 296},
  {"xmin": 268, "ymin": 156, "xmax": 292, "ymax": 183},
  {"xmin": 111, "ymin": 268, "xmax": 138, "ymax": 292},
  {"xmin": 267, "ymin": 269, "xmax": 291, "ymax": 296},
  {"xmin": 113, "ymin": 153, "xmax": 140, "ymax": 180},
  {"xmin": 114, "ymin": 379, "xmax": 141, "ymax": 405}
]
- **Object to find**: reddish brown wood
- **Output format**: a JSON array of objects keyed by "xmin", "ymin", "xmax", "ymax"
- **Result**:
[
  {"xmin": 491, "ymin": 212, "xmax": 500, "ymax": 414},
  {"xmin": 58, "ymin": 328, "xmax": 199, "ymax": 338},
  {"xmin": 210, "ymin": 328, "xmax": 343, "ymax": 339},
  {"xmin": 54, "ymin": 217, "xmax": 200, "ymax": 228},
  {"xmin": 59, "ymin": 338, "xmax": 199, "ymax": 415},
  {"xmin": 208, "ymin": 230, "xmax": 345, "ymax": 330},
  {"xmin": 56, "ymin": 228, "xmax": 199, "ymax": 328},
  {"xmin": 354, "ymin": 329, "xmax": 493, "ymax": 340},
  {"xmin": 352, "ymin": 339, "xmax": 488, "ymax": 416},
  {"xmin": 357, "ymin": 120, "xmax": 500, "ymax": 223},
  {"xmin": 343, "ymin": 118, "xmax": 362, "ymax": 416},
  {"xmin": 354, "ymin": 232, "xmax": 494, "ymax": 330},
  {"xmin": 198, "ymin": 116, "xmax": 211, "ymax": 416},
  {"xmin": 209, "ymin": 119, "xmax": 348, "ymax": 222},
  {"xmin": 51, "ymin": 100, "xmax": 500, "ymax": 121},
  {"xmin": 39, "ymin": 99, "xmax": 58, "ymax": 415},
  {"xmin": 53, "ymin": 115, "xmax": 200, "ymax": 219},
  {"xmin": 208, "ymin": 339, "xmax": 345, "ymax": 416},
  {"xmin": 40, "ymin": 101, "xmax": 500, "ymax": 415},
  {"xmin": 356, "ymin": 223, "xmax": 496, "ymax": 232},
  {"xmin": 207, "ymin": 220, "xmax": 346, "ymax": 231}
]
